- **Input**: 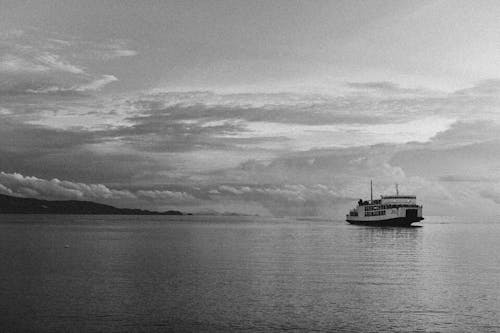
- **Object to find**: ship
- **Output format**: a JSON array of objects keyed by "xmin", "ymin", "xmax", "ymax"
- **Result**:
[{"xmin": 346, "ymin": 181, "xmax": 423, "ymax": 226}]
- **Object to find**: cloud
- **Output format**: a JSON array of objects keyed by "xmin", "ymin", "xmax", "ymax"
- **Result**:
[
  {"xmin": 132, "ymin": 91, "xmax": 393, "ymax": 125},
  {"xmin": 0, "ymin": 29, "xmax": 127, "ymax": 96},
  {"xmin": 218, "ymin": 185, "xmax": 246, "ymax": 195},
  {"xmin": 111, "ymin": 49, "xmax": 137, "ymax": 57},
  {"xmin": 0, "ymin": 54, "xmax": 50, "ymax": 73},
  {"xmin": 136, "ymin": 190, "xmax": 196, "ymax": 203},
  {"xmin": 0, "ymin": 117, "xmax": 98, "ymax": 152},
  {"xmin": 0, "ymin": 52, "xmax": 85, "ymax": 75},
  {"xmin": 0, "ymin": 117, "xmax": 162, "ymax": 184},
  {"xmin": 0, "ymin": 75, "xmax": 78, "ymax": 96},
  {"xmin": 233, "ymin": 116, "xmax": 455, "ymax": 150},
  {"xmin": 391, "ymin": 122, "xmax": 500, "ymax": 180},
  {"xmin": 78, "ymin": 39, "xmax": 138, "ymax": 60},
  {"xmin": 112, "ymin": 109, "xmax": 249, "ymax": 152},
  {"xmin": 346, "ymin": 81, "xmax": 435, "ymax": 97},
  {"xmin": 35, "ymin": 52, "xmax": 85, "ymax": 74},
  {"xmin": 3, "ymin": 78, "xmax": 500, "ymax": 216},
  {"xmin": 0, "ymin": 183, "xmax": 13, "ymax": 195},
  {"xmin": 454, "ymin": 79, "xmax": 500, "ymax": 97},
  {"xmin": 210, "ymin": 183, "xmax": 355, "ymax": 216},
  {"xmin": 479, "ymin": 188, "xmax": 500, "ymax": 205},
  {"xmin": 0, "ymin": 171, "xmax": 134, "ymax": 201},
  {"xmin": 36, "ymin": 75, "xmax": 118, "ymax": 93},
  {"xmin": 96, "ymin": 88, "xmax": 459, "ymax": 155},
  {"xmin": 348, "ymin": 81, "xmax": 402, "ymax": 91},
  {"xmin": 0, "ymin": 29, "xmax": 24, "ymax": 39},
  {"xmin": 199, "ymin": 118, "xmax": 500, "ymax": 216},
  {"xmin": 0, "ymin": 74, "xmax": 116, "ymax": 96},
  {"xmin": 0, "ymin": 171, "xmax": 197, "ymax": 206},
  {"xmin": 428, "ymin": 121, "xmax": 500, "ymax": 147},
  {"xmin": 439, "ymin": 175, "xmax": 489, "ymax": 183}
]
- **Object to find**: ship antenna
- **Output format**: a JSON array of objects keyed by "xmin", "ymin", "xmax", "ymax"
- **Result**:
[
  {"xmin": 396, "ymin": 183, "xmax": 399, "ymax": 196},
  {"xmin": 370, "ymin": 180, "xmax": 373, "ymax": 203}
]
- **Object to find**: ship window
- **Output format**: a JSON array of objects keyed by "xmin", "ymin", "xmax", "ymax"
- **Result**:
[{"xmin": 365, "ymin": 210, "xmax": 386, "ymax": 216}]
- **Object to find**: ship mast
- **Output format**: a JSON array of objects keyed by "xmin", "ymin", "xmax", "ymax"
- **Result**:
[{"xmin": 370, "ymin": 180, "xmax": 373, "ymax": 203}]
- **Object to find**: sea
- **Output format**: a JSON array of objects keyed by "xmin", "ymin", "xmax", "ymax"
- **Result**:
[{"xmin": 1, "ymin": 215, "xmax": 500, "ymax": 332}]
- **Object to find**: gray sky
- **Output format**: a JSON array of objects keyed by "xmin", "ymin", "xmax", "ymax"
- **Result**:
[{"xmin": 2, "ymin": 0, "xmax": 500, "ymax": 216}]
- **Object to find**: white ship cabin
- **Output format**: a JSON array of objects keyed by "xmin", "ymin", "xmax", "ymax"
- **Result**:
[
  {"xmin": 380, "ymin": 195, "xmax": 417, "ymax": 206},
  {"xmin": 348, "ymin": 195, "xmax": 420, "ymax": 217},
  {"xmin": 347, "ymin": 183, "xmax": 423, "ymax": 223}
]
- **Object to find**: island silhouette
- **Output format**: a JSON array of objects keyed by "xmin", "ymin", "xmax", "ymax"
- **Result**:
[{"xmin": 0, "ymin": 194, "xmax": 183, "ymax": 215}]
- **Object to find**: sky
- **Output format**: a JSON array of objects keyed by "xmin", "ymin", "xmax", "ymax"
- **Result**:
[{"xmin": 1, "ymin": 0, "xmax": 500, "ymax": 217}]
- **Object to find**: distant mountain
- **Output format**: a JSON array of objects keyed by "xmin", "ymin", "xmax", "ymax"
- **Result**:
[{"xmin": 0, "ymin": 194, "xmax": 183, "ymax": 215}]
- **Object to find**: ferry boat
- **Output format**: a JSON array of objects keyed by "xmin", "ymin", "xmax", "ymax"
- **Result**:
[{"xmin": 346, "ymin": 181, "xmax": 423, "ymax": 226}]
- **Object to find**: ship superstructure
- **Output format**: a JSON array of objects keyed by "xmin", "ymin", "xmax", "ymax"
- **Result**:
[{"xmin": 346, "ymin": 182, "xmax": 423, "ymax": 226}]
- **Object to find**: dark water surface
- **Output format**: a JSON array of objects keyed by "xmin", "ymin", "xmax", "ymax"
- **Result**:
[{"xmin": 1, "ymin": 215, "xmax": 500, "ymax": 332}]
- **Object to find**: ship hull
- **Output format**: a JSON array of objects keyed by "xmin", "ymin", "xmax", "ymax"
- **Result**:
[{"xmin": 346, "ymin": 216, "xmax": 423, "ymax": 227}]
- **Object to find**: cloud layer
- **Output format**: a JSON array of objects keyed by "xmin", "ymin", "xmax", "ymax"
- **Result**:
[
  {"xmin": 0, "ymin": 172, "xmax": 196, "ymax": 208},
  {"xmin": 0, "ymin": 28, "xmax": 136, "ymax": 95},
  {"xmin": 2, "ymin": 26, "xmax": 500, "ymax": 217}
]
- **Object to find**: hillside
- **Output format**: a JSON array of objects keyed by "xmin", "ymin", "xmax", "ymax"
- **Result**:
[{"xmin": 0, "ymin": 194, "xmax": 183, "ymax": 215}]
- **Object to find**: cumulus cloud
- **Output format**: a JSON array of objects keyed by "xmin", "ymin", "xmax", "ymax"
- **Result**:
[
  {"xmin": 0, "ymin": 172, "xmax": 134, "ymax": 200},
  {"xmin": 136, "ymin": 190, "xmax": 196, "ymax": 203},
  {"xmin": 210, "ymin": 183, "xmax": 354, "ymax": 216},
  {"xmin": 0, "ymin": 183, "xmax": 13, "ymax": 195},
  {"xmin": 218, "ymin": 185, "xmax": 245, "ymax": 195},
  {"xmin": 0, "ymin": 171, "xmax": 197, "ymax": 206}
]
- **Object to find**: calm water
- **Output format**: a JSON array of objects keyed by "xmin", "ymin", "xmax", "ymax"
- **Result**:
[{"xmin": 1, "ymin": 215, "xmax": 500, "ymax": 332}]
